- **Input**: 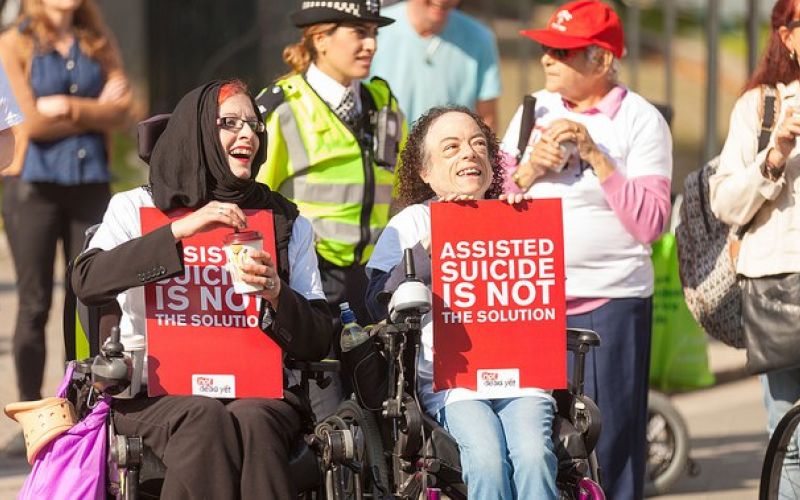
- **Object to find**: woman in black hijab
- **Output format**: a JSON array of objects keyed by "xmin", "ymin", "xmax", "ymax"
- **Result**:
[{"xmin": 71, "ymin": 80, "xmax": 332, "ymax": 499}]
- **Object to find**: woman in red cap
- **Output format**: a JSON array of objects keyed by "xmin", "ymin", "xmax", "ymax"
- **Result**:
[{"xmin": 502, "ymin": 2, "xmax": 673, "ymax": 499}]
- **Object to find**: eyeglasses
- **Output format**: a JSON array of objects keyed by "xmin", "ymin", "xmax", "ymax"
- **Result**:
[
  {"xmin": 216, "ymin": 117, "xmax": 265, "ymax": 133},
  {"xmin": 540, "ymin": 45, "xmax": 578, "ymax": 60},
  {"xmin": 787, "ymin": 19, "xmax": 800, "ymax": 30}
]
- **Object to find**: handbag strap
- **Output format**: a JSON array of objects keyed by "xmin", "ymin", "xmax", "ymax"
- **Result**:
[
  {"xmin": 758, "ymin": 86, "xmax": 777, "ymax": 153},
  {"xmin": 736, "ymin": 85, "xmax": 778, "ymax": 239}
]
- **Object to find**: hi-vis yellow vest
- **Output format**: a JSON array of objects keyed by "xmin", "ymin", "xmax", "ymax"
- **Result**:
[{"xmin": 256, "ymin": 74, "xmax": 405, "ymax": 267}]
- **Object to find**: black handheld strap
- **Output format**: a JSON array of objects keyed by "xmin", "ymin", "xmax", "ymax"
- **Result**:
[
  {"xmin": 515, "ymin": 95, "xmax": 537, "ymax": 164},
  {"xmin": 758, "ymin": 86, "xmax": 777, "ymax": 153}
]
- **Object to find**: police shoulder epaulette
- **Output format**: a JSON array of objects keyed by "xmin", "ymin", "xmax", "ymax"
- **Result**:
[
  {"xmin": 256, "ymin": 85, "xmax": 285, "ymax": 116},
  {"xmin": 369, "ymin": 76, "xmax": 389, "ymax": 89},
  {"xmin": 368, "ymin": 76, "xmax": 396, "ymax": 105}
]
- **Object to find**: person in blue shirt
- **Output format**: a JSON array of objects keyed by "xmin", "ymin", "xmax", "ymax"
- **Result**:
[
  {"xmin": 0, "ymin": 0, "xmax": 131, "ymax": 410},
  {"xmin": 370, "ymin": 0, "xmax": 501, "ymax": 129}
]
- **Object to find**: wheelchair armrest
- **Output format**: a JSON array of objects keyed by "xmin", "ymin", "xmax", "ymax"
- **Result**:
[
  {"xmin": 285, "ymin": 359, "xmax": 341, "ymax": 373},
  {"xmin": 566, "ymin": 328, "xmax": 600, "ymax": 353}
]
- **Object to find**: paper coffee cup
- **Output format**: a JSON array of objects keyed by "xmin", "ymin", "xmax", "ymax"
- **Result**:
[
  {"xmin": 117, "ymin": 334, "xmax": 145, "ymax": 399},
  {"xmin": 223, "ymin": 230, "xmax": 264, "ymax": 294}
]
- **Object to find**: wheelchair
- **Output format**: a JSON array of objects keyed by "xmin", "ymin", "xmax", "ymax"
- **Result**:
[
  {"xmin": 322, "ymin": 249, "xmax": 606, "ymax": 499},
  {"xmin": 62, "ymin": 225, "xmax": 353, "ymax": 499}
]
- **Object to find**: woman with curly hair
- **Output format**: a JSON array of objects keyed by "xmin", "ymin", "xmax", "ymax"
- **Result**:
[{"xmin": 361, "ymin": 105, "xmax": 559, "ymax": 500}]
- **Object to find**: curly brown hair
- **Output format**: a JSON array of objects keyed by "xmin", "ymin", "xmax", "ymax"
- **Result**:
[{"xmin": 394, "ymin": 106, "xmax": 504, "ymax": 212}]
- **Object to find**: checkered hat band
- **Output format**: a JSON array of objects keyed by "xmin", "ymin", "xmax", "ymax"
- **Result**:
[{"xmin": 301, "ymin": 1, "xmax": 360, "ymax": 16}]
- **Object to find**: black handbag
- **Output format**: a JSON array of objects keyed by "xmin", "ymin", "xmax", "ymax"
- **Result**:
[{"xmin": 741, "ymin": 273, "xmax": 800, "ymax": 374}]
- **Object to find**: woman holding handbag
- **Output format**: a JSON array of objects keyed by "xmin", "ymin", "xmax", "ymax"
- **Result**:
[{"xmin": 710, "ymin": 0, "xmax": 800, "ymax": 492}]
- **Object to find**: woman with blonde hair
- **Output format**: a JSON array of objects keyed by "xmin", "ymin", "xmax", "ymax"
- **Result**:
[
  {"xmin": 255, "ymin": 0, "xmax": 406, "ymax": 417},
  {"xmin": 0, "ymin": 0, "xmax": 131, "ymax": 412}
]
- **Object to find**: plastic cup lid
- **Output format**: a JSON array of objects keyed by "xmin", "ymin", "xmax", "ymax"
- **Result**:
[{"xmin": 223, "ymin": 230, "xmax": 262, "ymax": 245}]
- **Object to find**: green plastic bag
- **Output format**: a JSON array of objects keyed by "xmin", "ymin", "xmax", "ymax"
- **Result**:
[{"xmin": 650, "ymin": 233, "xmax": 715, "ymax": 392}]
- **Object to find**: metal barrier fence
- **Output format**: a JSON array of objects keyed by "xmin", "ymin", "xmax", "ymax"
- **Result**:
[{"xmin": 90, "ymin": 0, "xmax": 767, "ymax": 165}]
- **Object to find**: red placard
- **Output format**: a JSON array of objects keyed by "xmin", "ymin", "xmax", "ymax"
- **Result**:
[
  {"xmin": 430, "ymin": 199, "xmax": 566, "ymax": 393},
  {"xmin": 141, "ymin": 208, "xmax": 282, "ymax": 399}
]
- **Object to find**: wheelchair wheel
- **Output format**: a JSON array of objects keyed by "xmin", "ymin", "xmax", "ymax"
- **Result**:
[
  {"xmin": 321, "ymin": 400, "xmax": 390, "ymax": 499},
  {"xmin": 760, "ymin": 403, "xmax": 800, "ymax": 499},
  {"xmin": 644, "ymin": 390, "xmax": 689, "ymax": 497},
  {"xmin": 337, "ymin": 400, "xmax": 390, "ymax": 498}
]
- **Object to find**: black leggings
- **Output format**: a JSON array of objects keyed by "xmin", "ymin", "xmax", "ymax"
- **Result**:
[{"xmin": 2, "ymin": 177, "xmax": 110, "ymax": 400}]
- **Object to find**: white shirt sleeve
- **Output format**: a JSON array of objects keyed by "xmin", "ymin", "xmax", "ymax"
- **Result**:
[
  {"xmin": 624, "ymin": 102, "xmax": 673, "ymax": 179},
  {"xmin": 367, "ymin": 204, "xmax": 430, "ymax": 273},
  {"xmin": 500, "ymin": 104, "xmax": 524, "ymax": 158},
  {"xmin": 0, "ymin": 64, "xmax": 22, "ymax": 130},
  {"xmin": 87, "ymin": 190, "xmax": 146, "ymax": 252},
  {"xmin": 288, "ymin": 215, "xmax": 326, "ymax": 301}
]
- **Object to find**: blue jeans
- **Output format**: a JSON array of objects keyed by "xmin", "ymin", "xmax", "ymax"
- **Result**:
[
  {"xmin": 437, "ymin": 396, "xmax": 558, "ymax": 500},
  {"xmin": 762, "ymin": 367, "xmax": 800, "ymax": 499}
]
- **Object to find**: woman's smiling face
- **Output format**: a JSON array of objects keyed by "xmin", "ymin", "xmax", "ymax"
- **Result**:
[
  {"xmin": 217, "ymin": 93, "xmax": 260, "ymax": 180},
  {"xmin": 419, "ymin": 111, "xmax": 493, "ymax": 199}
]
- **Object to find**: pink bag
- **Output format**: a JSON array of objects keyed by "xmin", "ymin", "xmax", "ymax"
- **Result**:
[{"xmin": 17, "ymin": 362, "xmax": 109, "ymax": 500}]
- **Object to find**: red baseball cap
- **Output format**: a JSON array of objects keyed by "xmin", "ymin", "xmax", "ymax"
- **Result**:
[{"xmin": 520, "ymin": 0, "xmax": 625, "ymax": 59}]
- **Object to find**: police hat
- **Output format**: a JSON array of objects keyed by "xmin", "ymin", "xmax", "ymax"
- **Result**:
[{"xmin": 290, "ymin": 0, "xmax": 395, "ymax": 28}]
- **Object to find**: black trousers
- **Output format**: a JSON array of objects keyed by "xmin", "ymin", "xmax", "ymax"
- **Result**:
[
  {"xmin": 2, "ymin": 177, "xmax": 110, "ymax": 400},
  {"xmin": 112, "ymin": 395, "xmax": 302, "ymax": 499},
  {"xmin": 305, "ymin": 257, "xmax": 370, "ymax": 419}
]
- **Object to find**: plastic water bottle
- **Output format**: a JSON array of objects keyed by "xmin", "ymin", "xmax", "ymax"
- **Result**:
[{"xmin": 339, "ymin": 302, "xmax": 369, "ymax": 352}]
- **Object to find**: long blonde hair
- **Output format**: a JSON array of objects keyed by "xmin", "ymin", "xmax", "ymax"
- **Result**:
[
  {"xmin": 20, "ymin": 0, "xmax": 115, "ymax": 67},
  {"xmin": 280, "ymin": 23, "xmax": 337, "ymax": 79}
]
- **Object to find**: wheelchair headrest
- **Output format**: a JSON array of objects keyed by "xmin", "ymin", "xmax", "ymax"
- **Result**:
[{"xmin": 137, "ymin": 114, "xmax": 171, "ymax": 165}]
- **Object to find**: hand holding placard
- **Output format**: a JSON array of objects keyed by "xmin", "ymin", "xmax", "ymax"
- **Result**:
[{"xmin": 431, "ymin": 198, "xmax": 567, "ymax": 392}]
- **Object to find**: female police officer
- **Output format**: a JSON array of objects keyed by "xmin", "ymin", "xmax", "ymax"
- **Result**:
[{"xmin": 256, "ymin": 0, "xmax": 406, "ymax": 416}]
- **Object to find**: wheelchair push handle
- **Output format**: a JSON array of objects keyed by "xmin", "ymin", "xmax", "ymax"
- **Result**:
[
  {"xmin": 566, "ymin": 328, "xmax": 600, "ymax": 398},
  {"xmin": 404, "ymin": 247, "xmax": 416, "ymax": 279},
  {"xmin": 566, "ymin": 328, "xmax": 600, "ymax": 353}
]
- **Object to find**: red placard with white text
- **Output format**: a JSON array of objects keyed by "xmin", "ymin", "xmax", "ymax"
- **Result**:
[
  {"xmin": 431, "ymin": 199, "xmax": 566, "ymax": 393},
  {"xmin": 141, "ymin": 208, "xmax": 282, "ymax": 399}
]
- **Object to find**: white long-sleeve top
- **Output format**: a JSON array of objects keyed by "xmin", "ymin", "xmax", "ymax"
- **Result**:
[{"xmin": 710, "ymin": 80, "xmax": 800, "ymax": 278}]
